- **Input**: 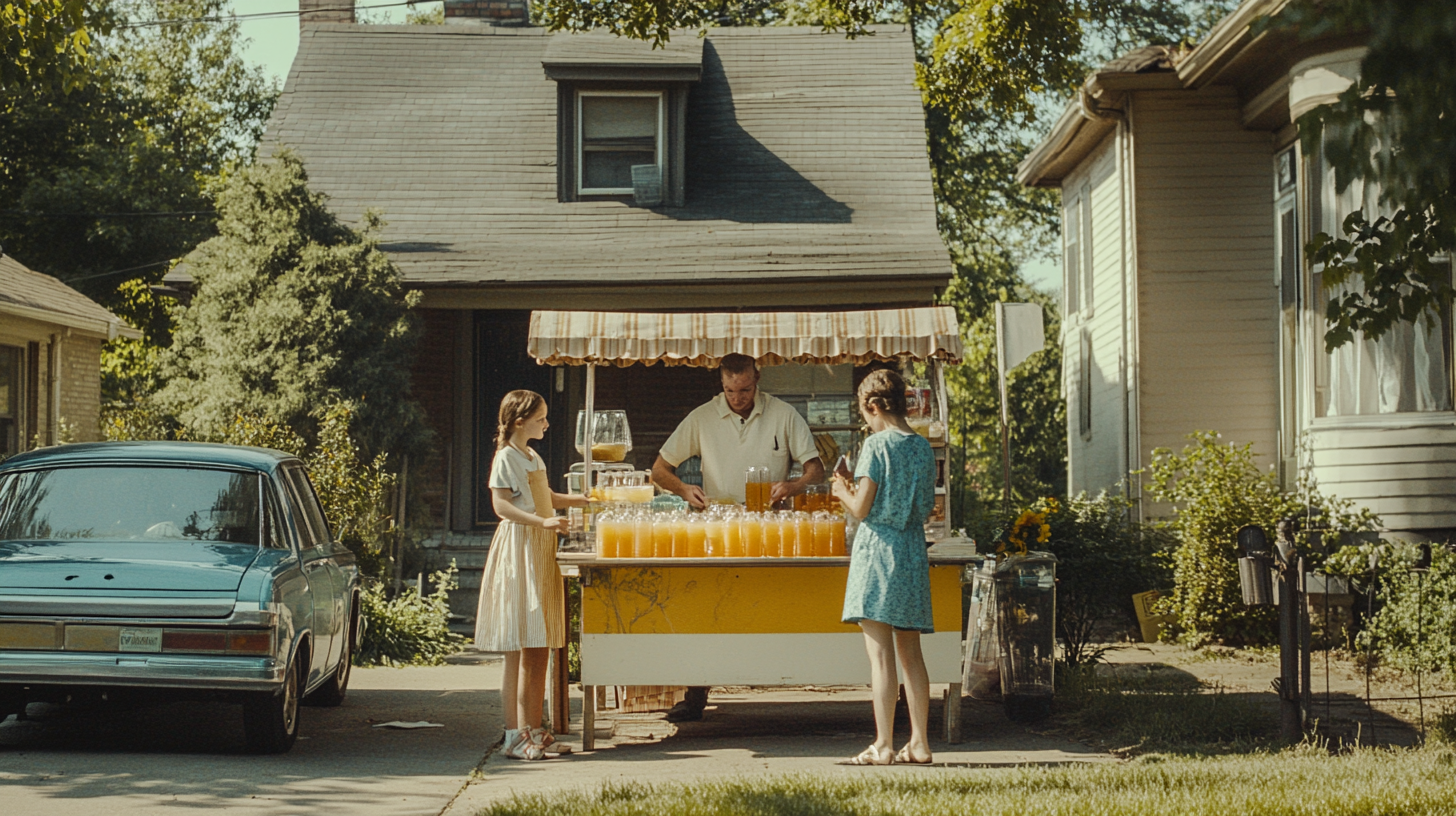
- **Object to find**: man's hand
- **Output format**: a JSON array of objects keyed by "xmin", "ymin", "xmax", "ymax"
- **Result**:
[
  {"xmin": 769, "ymin": 480, "xmax": 797, "ymax": 504},
  {"xmin": 682, "ymin": 484, "xmax": 707, "ymax": 510}
]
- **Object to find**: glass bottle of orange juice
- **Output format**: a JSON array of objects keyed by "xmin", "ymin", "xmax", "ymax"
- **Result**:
[
  {"xmin": 742, "ymin": 513, "xmax": 764, "ymax": 557},
  {"xmin": 811, "ymin": 511, "xmax": 833, "ymax": 557},
  {"xmin": 703, "ymin": 512, "xmax": 726, "ymax": 557},
  {"xmin": 724, "ymin": 509, "xmax": 746, "ymax": 557},
  {"xmin": 652, "ymin": 512, "xmax": 673, "ymax": 558},
  {"xmin": 829, "ymin": 515, "xmax": 847, "ymax": 556},
  {"xmin": 761, "ymin": 511, "xmax": 782, "ymax": 557},
  {"xmin": 670, "ymin": 511, "xmax": 689, "ymax": 558},
  {"xmin": 595, "ymin": 509, "xmax": 616, "ymax": 558},
  {"xmin": 686, "ymin": 515, "xmax": 708, "ymax": 558},
  {"xmin": 632, "ymin": 511, "xmax": 652, "ymax": 559},
  {"xmin": 793, "ymin": 512, "xmax": 814, "ymax": 558}
]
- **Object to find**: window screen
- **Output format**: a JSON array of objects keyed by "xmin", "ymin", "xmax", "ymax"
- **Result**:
[
  {"xmin": 1065, "ymin": 198, "xmax": 1082, "ymax": 313},
  {"xmin": 580, "ymin": 94, "xmax": 659, "ymax": 192},
  {"xmin": 0, "ymin": 346, "xmax": 18, "ymax": 459}
]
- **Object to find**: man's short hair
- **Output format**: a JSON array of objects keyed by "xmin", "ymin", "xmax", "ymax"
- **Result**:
[{"xmin": 719, "ymin": 353, "xmax": 759, "ymax": 379}]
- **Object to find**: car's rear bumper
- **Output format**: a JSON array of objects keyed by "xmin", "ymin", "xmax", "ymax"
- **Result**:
[{"xmin": 0, "ymin": 650, "xmax": 284, "ymax": 691}]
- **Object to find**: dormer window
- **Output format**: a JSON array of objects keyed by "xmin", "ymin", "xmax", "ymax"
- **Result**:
[
  {"xmin": 578, "ymin": 91, "xmax": 663, "ymax": 195},
  {"xmin": 543, "ymin": 31, "xmax": 703, "ymax": 207}
]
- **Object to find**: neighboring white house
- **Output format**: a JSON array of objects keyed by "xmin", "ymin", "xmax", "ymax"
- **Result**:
[{"xmin": 1018, "ymin": 0, "xmax": 1454, "ymax": 538}]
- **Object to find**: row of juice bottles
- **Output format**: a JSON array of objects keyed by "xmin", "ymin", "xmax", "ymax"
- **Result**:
[{"xmin": 596, "ymin": 508, "xmax": 847, "ymax": 558}]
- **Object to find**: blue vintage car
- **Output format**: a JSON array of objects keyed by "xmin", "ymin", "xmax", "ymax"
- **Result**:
[{"xmin": 0, "ymin": 441, "xmax": 360, "ymax": 753}]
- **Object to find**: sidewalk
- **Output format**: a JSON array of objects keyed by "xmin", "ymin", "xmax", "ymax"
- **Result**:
[{"xmin": 444, "ymin": 684, "xmax": 1115, "ymax": 813}]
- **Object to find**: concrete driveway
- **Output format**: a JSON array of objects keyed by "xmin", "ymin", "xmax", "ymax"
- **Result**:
[{"xmin": 0, "ymin": 654, "xmax": 503, "ymax": 816}]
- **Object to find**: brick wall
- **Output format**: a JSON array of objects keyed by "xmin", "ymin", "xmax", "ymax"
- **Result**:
[
  {"xmin": 444, "ymin": 0, "xmax": 528, "ymax": 24},
  {"xmin": 59, "ymin": 335, "xmax": 103, "ymax": 442}
]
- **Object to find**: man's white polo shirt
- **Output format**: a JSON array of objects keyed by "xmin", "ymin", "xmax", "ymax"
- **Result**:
[{"xmin": 659, "ymin": 391, "xmax": 819, "ymax": 504}]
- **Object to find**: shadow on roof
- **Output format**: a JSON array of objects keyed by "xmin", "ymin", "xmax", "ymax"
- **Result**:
[
  {"xmin": 665, "ymin": 41, "xmax": 853, "ymax": 225},
  {"xmin": 377, "ymin": 241, "xmax": 460, "ymax": 254}
]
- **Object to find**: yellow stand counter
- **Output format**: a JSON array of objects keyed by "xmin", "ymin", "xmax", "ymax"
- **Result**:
[{"xmin": 527, "ymin": 307, "xmax": 970, "ymax": 751}]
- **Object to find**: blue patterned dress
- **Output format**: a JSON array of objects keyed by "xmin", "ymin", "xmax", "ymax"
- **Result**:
[{"xmin": 841, "ymin": 429, "xmax": 937, "ymax": 632}]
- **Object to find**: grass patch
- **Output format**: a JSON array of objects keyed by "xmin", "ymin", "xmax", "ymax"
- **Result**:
[
  {"xmin": 1053, "ymin": 663, "xmax": 1275, "ymax": 754},
  {"xmin": 477, "ymin": 747, "xmax": 1456, "ymax": 815}
]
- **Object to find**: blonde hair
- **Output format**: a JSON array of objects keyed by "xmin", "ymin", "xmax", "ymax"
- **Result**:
[
  {"xmin": 858, "ymin": 369, "xmax": 908, "ymax": 418},
  {"xmin": 496, "ymin": 390, "xmax": 546, "ymax": 450}
]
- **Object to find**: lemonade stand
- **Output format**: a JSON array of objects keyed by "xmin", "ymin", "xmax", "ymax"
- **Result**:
[{"xmin": 527, "ymin": 307, "xmax": 978, "ymax": 749}]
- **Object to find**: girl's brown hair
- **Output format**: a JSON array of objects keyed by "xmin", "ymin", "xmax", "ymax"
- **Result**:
[
  {"xmin": 496, "ymin": 390, "xmax": 546, "ymax": 450},
  {"xmin": 858, "ymin": 369, "xmax": 908, "ymax": 418}
]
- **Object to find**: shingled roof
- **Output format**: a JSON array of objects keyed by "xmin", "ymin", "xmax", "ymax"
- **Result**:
[
  {"xmin": 262, "ymin": 24, "xmax": 950, "ymax": 297},
  {"xmin": 0, "ymin": 253, "xmax": 139, "ymax": 339}
]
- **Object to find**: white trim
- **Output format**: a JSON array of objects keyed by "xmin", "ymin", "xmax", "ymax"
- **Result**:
[
  {"xmin": 575, "ymin": 90, "xmax": 665, "ymax": 197},
  {"xmin": 580, "ymin": 632, "xmax": 963, "ymax": 686},
  {"xmin": 1310, "ymin": 411, "xmax": 1456, "ymax": 430},
  {"xmin": 0, "ymin": 302, "xmax": 138, "ymax": 340}
]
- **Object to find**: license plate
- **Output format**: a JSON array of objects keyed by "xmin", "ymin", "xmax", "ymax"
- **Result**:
[{"xmin": 118, "ymin": 627, "xmax": 163, "ymax": 653}]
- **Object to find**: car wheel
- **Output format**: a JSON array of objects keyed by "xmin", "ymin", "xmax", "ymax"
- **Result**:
[
  {"xmin": 304, "ymin": 609, "xmax": 355, "ymax": 708},
  {"xmin": 244, "ymin": 655, "xmax": 301, "ymax": 753}
]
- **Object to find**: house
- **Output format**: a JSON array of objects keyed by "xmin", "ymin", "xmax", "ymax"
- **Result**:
[
  {"xmin": 264, "ymin": 1, "xmax": 951, "ymax": 593},
  {"xmin": 0, "ymin": 251, "xmax": 141, "ymax": 457},
  {"xmin": 1017, "ymin": 0, "xmax": 1453, "ymax": 538}
]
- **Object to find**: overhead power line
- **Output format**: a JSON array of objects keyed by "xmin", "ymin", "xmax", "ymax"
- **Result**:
[
  {"xmin": 115, "ymin": 1, "xmax": 429, "ymax": 29},
  {"xmin": 0, "ymin": 210, "xmax": 214, "ymax": 219}
]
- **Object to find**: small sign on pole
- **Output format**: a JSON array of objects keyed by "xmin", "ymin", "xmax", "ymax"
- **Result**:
[{"xmin": 994, "ymin": 303, "xmax": 1045, "ymax": 514}]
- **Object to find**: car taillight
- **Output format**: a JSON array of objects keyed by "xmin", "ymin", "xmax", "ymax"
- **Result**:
[
  {"xmin": 162, "ymin": 630, "xmax": 227, "ymax": 652},
  {"xmin": 227, "ymin": 631, "xmax": 272, "ymax": 654}
]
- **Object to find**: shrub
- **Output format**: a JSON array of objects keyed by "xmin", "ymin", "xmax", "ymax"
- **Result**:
[
  {"xmin": 971, "ymin": 494, "xmax": 1173, "ymax": 665},
  {"xmin": 1146, "ymin": 431, "xmax": 1379, "ymax": 647},
  {"xmin": 356, "ymin": 564, "xmax": 467, "ymax": 667},
  {"xmin": 1357, "ymin": 543, "xmax": 1456, "ymax": 679}
]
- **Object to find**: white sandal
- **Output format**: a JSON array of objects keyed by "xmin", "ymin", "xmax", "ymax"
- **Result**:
[{"xmin": 503, "ymin": 729, "xmax": 545, "ymax": 761}]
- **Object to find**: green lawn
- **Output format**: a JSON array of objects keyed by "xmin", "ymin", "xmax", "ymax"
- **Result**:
[{"xmin": 477, "ymin": 747, "xmax": 1456, "ymax": 816}]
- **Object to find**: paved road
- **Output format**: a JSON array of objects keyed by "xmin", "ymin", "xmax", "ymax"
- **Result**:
[{"xmin": 0, "ymin": 655, "xmax": 503, "ymax": 816}]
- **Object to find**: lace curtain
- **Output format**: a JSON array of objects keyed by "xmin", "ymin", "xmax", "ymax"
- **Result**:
[{"xmin": 1320, "ymin": 171, "xmax": 1452, "ymax": 416}]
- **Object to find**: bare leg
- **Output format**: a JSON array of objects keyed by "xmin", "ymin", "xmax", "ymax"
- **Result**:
[
  {"xmin": 519, "ymin": 647, "xmax": 551, "ymax": 730},
  {"xmin": 501, "ymin": 651, "xmax": 521, "ymax": 731},
  {"xmin": 859, "ymin": 620, "xmax": 898, "ymax": 754},
  {"xmin": 893, "ymin": 630, "xmax": 932, "ymax": 761}
]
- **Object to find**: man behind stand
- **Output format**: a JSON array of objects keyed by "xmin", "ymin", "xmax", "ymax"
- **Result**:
[{"xmin": 652, "ymin": 353, "xmax": 826, "ymax": 720}]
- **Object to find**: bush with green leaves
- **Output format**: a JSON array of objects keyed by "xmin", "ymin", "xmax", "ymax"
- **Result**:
[
  {"xmin": 1341, "ymin": 542, "xmax": 1456, "ymax": 680},
  {"xmin": 154, "ymin": 150, "xmax": 429, "ymax": 462},
  {"xmin": 356, "ymin": 563, "xmax": 467, "ymax": 667},
  {"xmin": 1147, "ymin": 430, "xmax": 1379, "ymax": 647},
  {"xmin": 970, "ymin": 493, "xmax": 1173, "ymax": 664}
]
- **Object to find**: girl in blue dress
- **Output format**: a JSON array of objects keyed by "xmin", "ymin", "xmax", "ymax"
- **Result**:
[{"xmin": 831, "ymin": 369, "xmax": 937, "ymax": 765}]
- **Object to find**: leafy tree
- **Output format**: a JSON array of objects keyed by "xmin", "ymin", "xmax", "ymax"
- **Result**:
[
  {"xmin": 1, "ymin": 0, "xmax": 107, "ymax": 92},
  {"xmin": 1271, "ymin": 0, "xmax": 1456, "ymax": 351},
  {"xmin": 154, "ymin": 151, "xmax": 430, "ymax": 461},
  {"xmin": 0, "ymin": 0, "xmax": 276, "ymax": 343}
]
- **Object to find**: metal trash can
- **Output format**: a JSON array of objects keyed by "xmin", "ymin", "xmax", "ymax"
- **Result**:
[
  {"xmin": 995, "ymin": 552, "xmax": 1058, "ymax": 722},
  {"xmin": 962, "ymin": 560, "xmax": 1001, "ymax": 700}
]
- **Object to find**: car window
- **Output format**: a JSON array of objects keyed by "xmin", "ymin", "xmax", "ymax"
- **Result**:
[
  {"xmin": 263, "ymin": 485, "xmax": 290, "ymax": 550},
  {"xmin": 282, "ymin": 466, "xmax": 332, "ymax": 548},
  {"xmin": 0, "ymin": 466, "xmax": 260, "ymax": 545}
]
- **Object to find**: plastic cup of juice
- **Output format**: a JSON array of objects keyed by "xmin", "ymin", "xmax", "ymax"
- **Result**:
[
  {"xmin": 687, "ymin": 517, "xmax": 708, "ymax": 558},
  {"xmin": 829, "ymin": 516, "xmax": 847, "ymax": 556},
  {"xmin": 704, "ymin": 517, "xmax": 726, "ymax": 557},
  {"xmin": 724, "ymin": 515, "xmax": 745, "ymax": 558},
  {"xmin": 761, "ymin": 513, "xmax": 782, "ymax": 557},
  {"xmin": 670, "ymin": 515, "xmax": 689, "ymax": 558},
  {"xmin": 812, "ymin": 512, "xmax": 832, "ymax": 557},
  {"xmin": 653, "ymin": 516, "xmax": 673, "ymax": 558},
  {"xmin": 794, "ymin": 513, "xmax": 814, "ymax": 558},
  {"xmin": 633, "ymin": 516, "xmax": 652, "ymax": 559},
  {"xmin": 743, "ymin": 515, "xmax": 764, "ymax": 557}
]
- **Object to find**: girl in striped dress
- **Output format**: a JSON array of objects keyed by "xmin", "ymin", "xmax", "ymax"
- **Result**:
[{"xmin": 474, "ymin": 390, "xmax": 587, "ymax": 760}]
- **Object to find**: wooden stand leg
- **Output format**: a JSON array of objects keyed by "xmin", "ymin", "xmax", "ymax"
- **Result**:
[
  {"xmin": 582, "ymin": 685, "xmax": 595, "ymax": 752},
  {"xmin": 943, "ymin": 683, "xmax": 963, "ymax": 744},
  {"xmin": 550, "ymin": 645, "xmax": 569, "ymax": 734}
]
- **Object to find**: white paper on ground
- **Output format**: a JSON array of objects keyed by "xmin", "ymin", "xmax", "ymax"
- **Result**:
[{"xmin": 372, "ymin": 721, "xmax": 444, "ymax": 729}]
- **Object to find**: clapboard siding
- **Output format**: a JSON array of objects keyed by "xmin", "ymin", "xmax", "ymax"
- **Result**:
[
  {"xmin": 1060, "ymin": 132, "xmax": 1130, "ymax": 495},
  {"xmin": 1131, "ymin": 87, "xmax": 1278, "ymax": 504},
  {"xmin": 1306, "ymin": 424, "xmax": 1456, "ymax": 531}
]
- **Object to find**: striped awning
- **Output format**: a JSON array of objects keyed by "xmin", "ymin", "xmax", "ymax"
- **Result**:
[{"xmin": 527, "ymin": 307, "xmax": 963, "ymax": 368}]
